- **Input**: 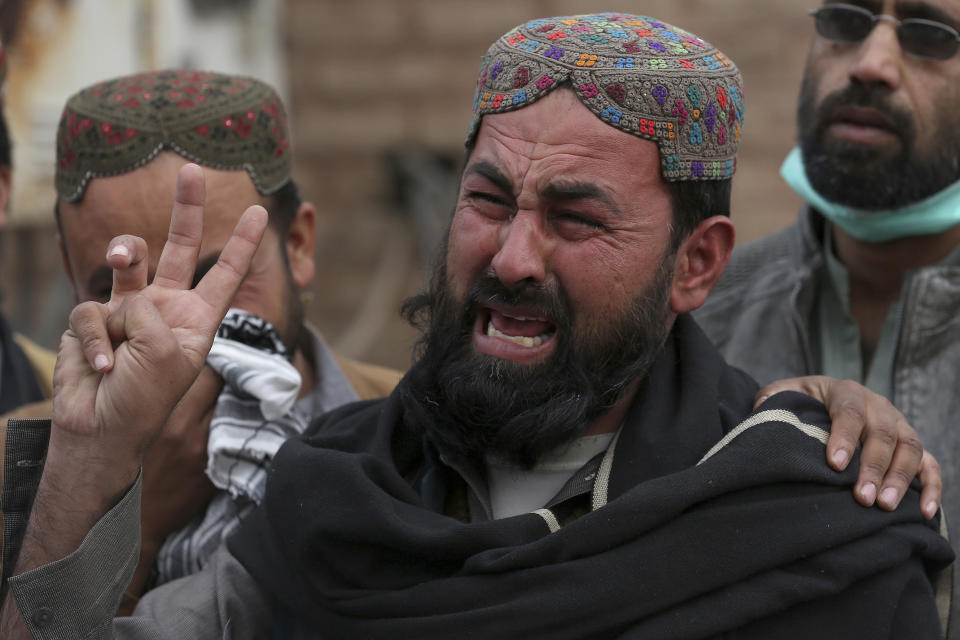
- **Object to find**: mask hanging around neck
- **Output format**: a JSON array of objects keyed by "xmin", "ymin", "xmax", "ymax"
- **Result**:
[{"xmin": 780, "ymin": 147, "xmax": 960, "ymax": 243}]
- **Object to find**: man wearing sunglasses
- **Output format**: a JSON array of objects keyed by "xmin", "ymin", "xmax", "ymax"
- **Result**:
[{"xmin": 697, "ymin": 2, "xmax": 960, "ymax": 634}]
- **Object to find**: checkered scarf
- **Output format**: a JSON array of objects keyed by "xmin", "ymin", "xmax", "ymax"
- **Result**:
[{"xmin": 154, "ymin": 308, "xmax": 306, "ymax": 584}]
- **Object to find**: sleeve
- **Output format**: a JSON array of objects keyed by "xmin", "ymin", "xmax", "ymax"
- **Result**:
[
  {"xmin": 732, "ymin": 555, "xmax": 947, "ymax": 639},
  {"xmin": 7, "ymin": 475, "xmax": 273, "ymax": 640}
]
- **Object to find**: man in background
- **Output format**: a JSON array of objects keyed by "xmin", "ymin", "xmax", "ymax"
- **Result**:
[
  {"xmin": 0, "ymin": 70, "xmax": 401, "ymax": 609},
  {"xmin": 694, "ymin": 3, "xmax": 960, "ymax": 626}
]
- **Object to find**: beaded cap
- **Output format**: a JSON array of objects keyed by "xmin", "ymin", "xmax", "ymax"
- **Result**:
[
  {"xmin": 56, "ymin": 70, "xmax": 291, "ymax": 202},
  {"xmin": 469, "ymin": 13, "xmax": 744, "ymax": 182}
]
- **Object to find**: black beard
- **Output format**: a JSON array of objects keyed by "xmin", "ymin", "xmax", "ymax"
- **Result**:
[
  {"xmin": 797, "ymin": 77, "xmax": 960, "ymax": 210},
  {"xmin": 399, "ymin": 255, "xmax": 674, "ymax": 469}
]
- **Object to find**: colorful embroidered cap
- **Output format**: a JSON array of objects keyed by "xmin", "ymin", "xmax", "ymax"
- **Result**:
[
  {"xmin": 469, "ymin": 13, "xmax": 744, "ymax": 182},
  {"xmin": 56, "ymin": 70, "xmax": 291, "ymax": 202}
]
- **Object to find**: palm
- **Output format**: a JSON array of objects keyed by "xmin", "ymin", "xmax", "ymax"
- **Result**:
[{"xmin": 52, "ymin": 164, "xmax": 267, "ymax": 457}]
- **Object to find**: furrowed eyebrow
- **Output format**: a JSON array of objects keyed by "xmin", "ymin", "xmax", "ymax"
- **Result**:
[
  {"xmin": 895, "ymin": 1, "xmax": 960, "ymax": 29},
  {"xmin": 462, "ymin": 161, "xmax": 515, "ymax": 197},
  {"xmin": 542, "ymin": 182, "xmax": 623, "ymax": 217}
]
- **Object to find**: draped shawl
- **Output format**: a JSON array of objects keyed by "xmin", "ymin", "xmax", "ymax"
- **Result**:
[{"xmin": 229, "ymin": 316, "xmax": 953, "ymax": 639}]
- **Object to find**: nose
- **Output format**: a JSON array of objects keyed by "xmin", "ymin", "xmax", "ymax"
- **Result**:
[
  {"xmin": 849, "ymin": 20, "xmax": 904, "ymax": 90},
  {"xmin": 490, "ymin": 212, "xmax": 548, "ymax": 287}
]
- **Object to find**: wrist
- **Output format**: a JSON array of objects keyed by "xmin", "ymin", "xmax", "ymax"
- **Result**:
[{"xmin": 44, "ymin": 427, "xmax": 141, "ymax": 513}]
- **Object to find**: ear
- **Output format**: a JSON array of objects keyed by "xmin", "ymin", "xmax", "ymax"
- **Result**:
[
  {"xmin": 56, "ymin": 231, "xmax": 81, "ymax": 306},
  {"xmin": 669, "ymin": 215, "xmax": 735, "ymax": 314},
  {"xmin": 0, "ymin": 165, "xmax": 11, "ymax": 229},
  {"xmin": 285, "ymin": 201, "xmax": 316, "ymax": 289}
]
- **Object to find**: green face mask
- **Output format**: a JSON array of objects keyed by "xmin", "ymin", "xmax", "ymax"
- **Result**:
[{"xmin": 780, "ymin": 147, "xmax": 960, "ymax": 243}]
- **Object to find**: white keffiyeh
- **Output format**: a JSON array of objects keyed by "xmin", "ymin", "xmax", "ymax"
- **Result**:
[{"xmin": 154, "ymin": 308, "xmax": 307, "ymax": 584}]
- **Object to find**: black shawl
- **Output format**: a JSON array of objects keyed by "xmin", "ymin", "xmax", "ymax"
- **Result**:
[{"xmin": 230, "ymin": 316, "xmax": 953, "ymax": 639}]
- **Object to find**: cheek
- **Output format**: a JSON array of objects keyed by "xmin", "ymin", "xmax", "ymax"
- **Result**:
[
  {"xmin": 228, "ymin": 265, "xmax": 290, "ymax": 331},
  {"xmin": 558, "ymin": 241, "xmax": 665, "ymax": 319},
  {"xmin": 446, "ymin": 211, "xmax": 500, "ymax": 296}
]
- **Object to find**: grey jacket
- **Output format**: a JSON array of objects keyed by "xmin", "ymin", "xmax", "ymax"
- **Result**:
[{"xmin": 695, "ymin": 207, "xmax": 960, "ymax": 639}]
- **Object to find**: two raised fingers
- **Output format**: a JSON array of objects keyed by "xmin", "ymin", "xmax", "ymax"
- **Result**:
[
  {"xmin": 70, "ymin": 163, "xmax": 268, "ymax": 375},
  {"xmin": 152, "ymin": 163, "xmax": 206, "ymax": 290}
]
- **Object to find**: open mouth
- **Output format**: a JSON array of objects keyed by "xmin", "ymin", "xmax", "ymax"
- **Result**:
[
  {"xmin": 486, "ymin": 309, "xmax": 556, "ymax": 346},
  {"xmin": 473, "ymin": 305, "xmax": 559, "ymax": 361}
]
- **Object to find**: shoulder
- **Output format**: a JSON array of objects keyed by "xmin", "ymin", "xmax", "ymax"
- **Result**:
[
  {"xmin": 693, "ymin": 211, "xmax": 824, "ymax": 350},
  {"xmin": 712, "ymin": 211, "xmax": 821, "ymax": 302},
  {"xmin": 12, "ymin": 334, "xmax": 56, "ymax": 398},
  {"xmin": 332, "ymin": 353, "xmax": 404, "ymax": 400}
]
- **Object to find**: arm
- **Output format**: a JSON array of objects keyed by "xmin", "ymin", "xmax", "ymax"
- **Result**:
[
  {"xmin": 0, "ymin": 163, "xmax": 267, "ymax": 638},
  {"xmin": 122, "ymin": 365, "xmax": 221, "ymax": 612},
  {"xmin": 6, "ymin": 474, "xmax": 271, "ymax": 639},
  {"xmin": 756, "ymin": 376, "xmax": 940, "ymax": 519},
  {"xmin": 734, "ymin": 557, "xmax": 945, "ymax": 639}
]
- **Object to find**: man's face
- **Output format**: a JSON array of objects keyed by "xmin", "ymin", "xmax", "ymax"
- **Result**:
[
  {"xmin": 59, "ymin": 151, "xmax": 302, "ymax": 348},
  {"xmin": 402, "ymin": 89, "xmax": 678, "ymax": 467},
  {"xmin": 798, "ymin": 0, "xmax": 960, "ymax": 209}
]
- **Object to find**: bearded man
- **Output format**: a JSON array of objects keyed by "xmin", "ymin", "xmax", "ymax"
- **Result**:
[
  {"xmin": 0, "ymin": 13, "xmax": 954, "ymax": 640},
  {"xmin": 694, "ymin": 2, "xmax": 960, "ymax": 629}
]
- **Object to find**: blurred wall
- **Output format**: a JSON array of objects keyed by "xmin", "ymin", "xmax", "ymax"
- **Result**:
[
  {"xmin": 286, "ymin": 0, "xmax": 810, "ymax": 245},
  {"xmin": 2, "ymin": 0, "xmax": 814, "ymax": 371}
]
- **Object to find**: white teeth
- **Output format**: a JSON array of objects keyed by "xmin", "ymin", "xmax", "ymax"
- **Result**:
[{"xmin": 486, "ymin": 321, "xmax": 549, "ymax": 347}]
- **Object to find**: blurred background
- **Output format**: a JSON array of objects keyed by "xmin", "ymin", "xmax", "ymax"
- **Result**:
[{"xmin": 0, "ymin": 0, "xmax": 808, "ymax": 371}]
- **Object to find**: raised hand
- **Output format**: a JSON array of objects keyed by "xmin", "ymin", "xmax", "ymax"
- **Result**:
[{"xmin": 52, "ymin": 163, "xmax": 267, "ymax": 469}]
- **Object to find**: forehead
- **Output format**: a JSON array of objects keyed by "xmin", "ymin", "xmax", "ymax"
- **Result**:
[
  {"xmin": 59, "ymin": 152, "xmax": 261, "ymax": 273},
  {"xmin": 468, "ymin": 88, "xmax": 665, "ymax": 193}
]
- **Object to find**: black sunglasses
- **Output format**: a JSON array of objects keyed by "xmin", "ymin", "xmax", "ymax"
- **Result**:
[{"xmin": 809, "ymin": 3, "xmax": 960, "ymax": 60}]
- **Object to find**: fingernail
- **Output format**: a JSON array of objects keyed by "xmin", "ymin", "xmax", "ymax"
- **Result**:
[
  {"xmin": 831, "ymin": 449, "xmax": 849, "ymax": 469},
  {"xmin": 94, "ymin": 354, "xmax": 110, "ymax": 371},
  {"xmin": 925, "ymin": 502, "xmax": 939, "ymax": 519},
  {"xmin": 108, "ymin": 245, "xmax": 129, "ymax": 258},
  {"xmin": 860, "ymin": 482, "xmax": 877, "ymax": 504},
  {"xmin": 880, "ymin": 487, "xmax": 899, "ymax": 508}
]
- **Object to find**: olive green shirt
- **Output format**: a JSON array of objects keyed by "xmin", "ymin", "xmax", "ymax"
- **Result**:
[{"xmin": 815, "ymin": 226, "xmax": 960, "ymax": 398}]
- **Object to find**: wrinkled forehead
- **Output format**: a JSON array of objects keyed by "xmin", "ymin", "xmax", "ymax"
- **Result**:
[
  {"xmin": 468, "ymin": 13, "xmax": 744, "ymax": 183},
  {"xmin": 468, "ymin": 88, "xmax": 663, "ymax": 179}
]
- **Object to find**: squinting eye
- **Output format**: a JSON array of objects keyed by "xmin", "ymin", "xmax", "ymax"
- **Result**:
[
  {"xmin": 468, "ymin": 191, "xmax": 510, "ymax": 207},
  {"xmin": 556, "ymin": 212, "xmax": 605, "ymax": 230}
]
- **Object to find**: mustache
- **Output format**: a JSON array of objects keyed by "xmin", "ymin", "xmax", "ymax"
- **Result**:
[
  {"xmin": 811, "ymin": 84, "xmax": 914, "ymax": 141},
  {"xmin": 465, "ymin": 272, "xmax": 571, "ymax": 329}
]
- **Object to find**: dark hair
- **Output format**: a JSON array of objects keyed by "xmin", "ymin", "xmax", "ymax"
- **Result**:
[
  {"xmin": 665, "ymin": 178, "xmax": 732, "ymax": 249},
  {"xmin": 0, "ymin": 106, "xmax": 11, "ymax": 168},
  {"xmin": 262, "ymin": 179, "xmax": 301, "ymax": 236}
]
